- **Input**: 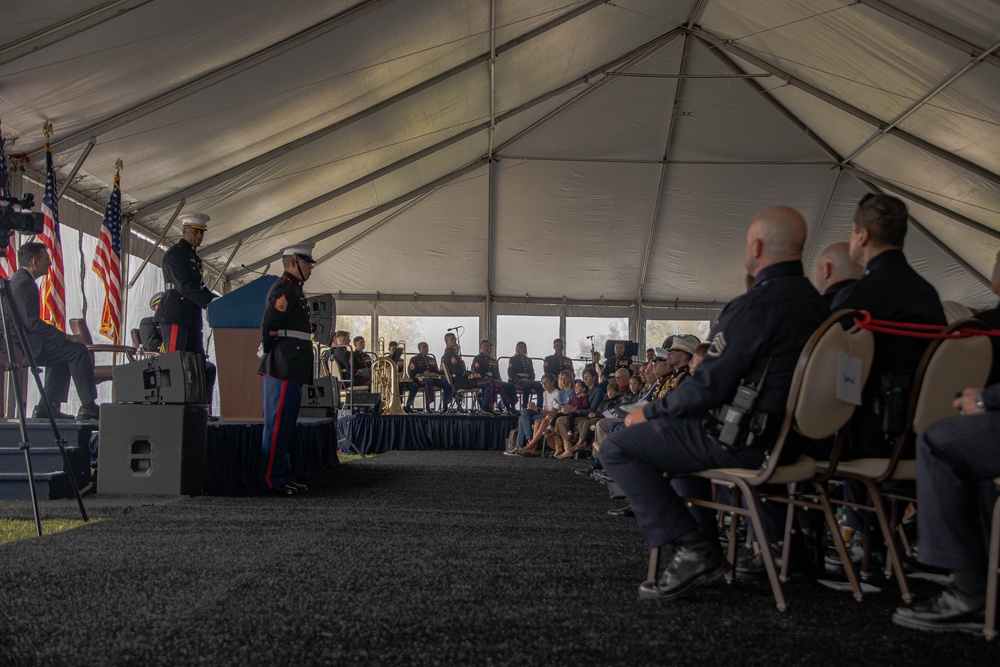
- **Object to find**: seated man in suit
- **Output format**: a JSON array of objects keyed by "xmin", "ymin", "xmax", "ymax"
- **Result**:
[{"xmin": 9, "ymin": 242, "xmax": 100, "ymax": 421}]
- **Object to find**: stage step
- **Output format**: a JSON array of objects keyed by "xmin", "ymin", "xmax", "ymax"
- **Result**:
[{"xmin": 0, "ymin": 446, "xmax": 91, "ymax": 500}]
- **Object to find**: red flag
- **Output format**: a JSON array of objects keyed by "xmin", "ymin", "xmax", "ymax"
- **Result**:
[
  {"xmin": 92, "ymin": 170, "xmax": 123, "ymax": 343},
  {"xmin": 39, "ymin": 144, "xmax": 66, "ymax": 331},
  {"xmin": 0, "ymin": 129, "xmax": 16, "ymax": 279}
]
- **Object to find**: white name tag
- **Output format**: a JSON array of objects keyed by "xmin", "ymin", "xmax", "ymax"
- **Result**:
[{"xmin": 836, "ymin": 353, "xmax": 862, "ymax": 406}]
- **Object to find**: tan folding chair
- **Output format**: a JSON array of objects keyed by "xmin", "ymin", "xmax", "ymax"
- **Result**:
[
  {"xmin": 325, "ymin": 356, "xmax": 370, "ymax": 406},
  {"xmin": 822, "ymin": 318, "xmax": 993, "ymax": 603},
  {"xmin": 986, "ymin": 477, "xmax": 1000, "ymax": 640},
  {"xmin": 668, "ymin": 310, "xmax": 874, "ymax": 611}
]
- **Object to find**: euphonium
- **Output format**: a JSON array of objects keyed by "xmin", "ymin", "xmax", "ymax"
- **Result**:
[{"xmin": 372, "ymin": 350, "xmax": 406, "ymax": 415}]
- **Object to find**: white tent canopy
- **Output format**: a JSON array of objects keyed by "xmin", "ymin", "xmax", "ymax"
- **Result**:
[{"xmin": 2, "ymin": 0, "xmax": 998, "ymax": 324}]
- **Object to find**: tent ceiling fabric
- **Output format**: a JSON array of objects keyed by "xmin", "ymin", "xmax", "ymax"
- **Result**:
[{"xmin": 2, "ymin": 0, "xmax": 998, "ymax": 310}]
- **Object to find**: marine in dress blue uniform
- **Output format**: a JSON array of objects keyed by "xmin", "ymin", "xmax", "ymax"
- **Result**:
[
  {"xmin": 471, "ymin": 340, "xmax": 517, "ymax": 412},
  {"xmin": 543, "ymin": 338, "xmax": 575, "ymax": 377},
  {"xmin": 507, "ymin": 343, "xmax": 543, "ymax": 408},
  {"xmin": 600, "ymin": 206, "xmax": 827, "ymax": 601},
  {"xmin": 154, "ymin": 213, "xmax": 218, "ymax": 401},
  {"xmin": 258, "ymin": 244, "xmax": 317, "ymax": 495},
  {"xmin": 405, "ymin": 342, "xmax": 451, "ymax": 411}
]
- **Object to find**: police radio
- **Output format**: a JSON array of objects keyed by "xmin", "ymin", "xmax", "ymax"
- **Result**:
[{"xmin": 708, "ymin": 359, "xmax": 771, "ymax": 451}]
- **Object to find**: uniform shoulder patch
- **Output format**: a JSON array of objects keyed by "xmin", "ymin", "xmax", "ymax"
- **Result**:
[
  {"xmin": 274, "ymin": 295, "xmax": 288, "ymax": 312},
  {"xmin": 707, "ymin": 331, "xmax": 727, "ymax": 358}
]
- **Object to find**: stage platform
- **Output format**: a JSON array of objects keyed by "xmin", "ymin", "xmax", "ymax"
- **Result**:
[
  {"xmin": 0, "ymin": 418, "xmax": 341, "ymax": 500},
  {"xmin": 336, "ymin": 412, "xmax": 519, "ymax": 455}
]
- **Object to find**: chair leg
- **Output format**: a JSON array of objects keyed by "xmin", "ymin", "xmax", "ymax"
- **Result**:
[
  {"xmin": 646, "ymin": 547, "xmax": 660, "ymax": 584},
  {"xmin": 741, "ymin": 482, "xmax": 787, "ymax": 612},
  {"xmin": 984, "ymin": 494, "xmax": 1000, "ymax": 640},
  {"xmin": 815, "ymin": 483, "xmax": 863, "ymax": 602},
  {"xmin": 861, "ymin": 478, "xmax": 913, "ymax": 603}
]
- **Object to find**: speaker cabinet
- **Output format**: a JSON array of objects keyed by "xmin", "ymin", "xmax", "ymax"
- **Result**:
[
  {"xmin": 98, "ymin": 404, "xmax": 208, "ymax": 495},
  {"xmin": 304, "ymin": 376, "xmax": 340, "ymax": 409}
]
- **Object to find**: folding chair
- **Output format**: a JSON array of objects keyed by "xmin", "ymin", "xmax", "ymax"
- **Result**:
[
  {"xmin": 69, "ymin": 318, "xmax": 141, "ymax": 386},
  {"xmin": 987, "ymin": 477, "xmax": 1000, "ymax": 640},
  {"xmin": 822, "ymin": 318, "xmax": 992, "ymax": 603},
  {"xmin": 669, "ymin": 309, "xmax": 875, "ymax": 611},
  {"xmin": 441, "ymin": 363, "xmax": 483, "ymax": 413}
]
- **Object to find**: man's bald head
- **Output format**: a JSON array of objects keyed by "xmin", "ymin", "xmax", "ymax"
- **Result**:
[
  {"xmin": 815, "ymin": 241, "xmax": 863, "ymax": 293},
  {"xmin": 744, "ymin": 205, "xmax": 808, "ymax": 278}
]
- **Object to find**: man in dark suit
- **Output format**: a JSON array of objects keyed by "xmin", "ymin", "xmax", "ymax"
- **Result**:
[{"xmin": 9, "ymin": 242, "xmax": 99, "ymax": 420}]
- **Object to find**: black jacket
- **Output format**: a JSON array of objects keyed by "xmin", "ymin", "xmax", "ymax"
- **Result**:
[
  {"xmin": 256, "ymin": 272, "xmax": 313, "ymax": 385},
  {"xmin": 155, "ymin": 239, "xmax": 216, "ymax": 329},
  {"xmin": 9, "ymin": 267, "xmax": 66, "ymax": 358}
]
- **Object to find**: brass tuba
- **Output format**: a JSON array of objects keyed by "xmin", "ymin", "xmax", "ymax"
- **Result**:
[{"xmin": 372, "ymin": 346, "xmax": 406, "ymax": 415}]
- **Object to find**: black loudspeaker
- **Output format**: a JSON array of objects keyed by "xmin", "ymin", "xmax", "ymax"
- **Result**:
[
  {"xmin": 348, "ymin": 391, "xmax": 380, "ymax": 411},
  {"xmin": 304, "ymin": 376, "xmax": 340, "ymax": 409},
  {"xmin": 112, "ymin": 351, "xmax": 207, "ymax": 404},
  {"xmin": 97, "ymin": 404, "xmax": 208, "ymax": 495},
  {"xmin": 307, "ymin": 294, "xmax": 336, "ymax": 347}
]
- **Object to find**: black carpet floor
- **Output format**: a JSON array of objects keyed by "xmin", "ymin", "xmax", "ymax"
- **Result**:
[{"xmin": 1, "ymin": 451, "xmax": 998, "ymax": 666}]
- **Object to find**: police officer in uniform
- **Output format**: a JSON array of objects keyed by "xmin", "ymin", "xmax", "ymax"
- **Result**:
[
  {"xmin": 892, "ymin": 383, "xmax": 1000, "ymax": 633},
  {"xmin": 405, "ymin": 341, "xmax": 451, "ymax": 411},
  {"xmin": 831, "ymin": 194, "xmax": 946, "ymax": 459},
  {"xmin": 155, "ymin": 212, "xmax": 218, "ymax": 402},
  {"xmin": 814, "ymin": 241, "xmax": 861, "ymax": 310},
  {"xmin": 600, "ymin": 205, "xmax": 827, "ymax": 601},
  {"xmin": 138, "ymin": 292, "xmax": 164, "ymax": 353},
  {"xmin": 258, "ymin": 243, "xmax": 317, "ymax": 495},
  {"xmin": 543, "ymin": 338, "xmax": 574, "ymax": 377}
]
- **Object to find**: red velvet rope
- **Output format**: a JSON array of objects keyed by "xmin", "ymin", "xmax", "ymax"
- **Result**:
[{"xmin": 852, "ymin": 310, "xmax": 1000, "ymax": 339}]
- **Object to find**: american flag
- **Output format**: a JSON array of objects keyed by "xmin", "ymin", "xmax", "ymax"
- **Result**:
[
  {"xmin": 39, "ymin": 144, "xmax": 66, "ymax": 331},
  {"xmin": 0, "ymin": 129, "xmax": 16, "ymax": 279},
  {"xmin": 92, "ymin": 170, "xmax": 123, "ymax": 343}
]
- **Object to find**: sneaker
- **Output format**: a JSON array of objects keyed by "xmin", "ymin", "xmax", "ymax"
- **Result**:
[{"xmin": 892, "ymin": 590, "xmax": 986, "ymax": 634}]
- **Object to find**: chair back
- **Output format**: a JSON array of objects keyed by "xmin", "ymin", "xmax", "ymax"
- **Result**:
[
  {"xmin": 793, "ymin": 310, "xmax": 875, "ymax": 440},
  {"xmin": 69, "ymin": 318, "xmax": 94, "ymax": 345},
  {"xmin": 441, "ymin": 361, "xmax": 456, "ymax": 388},
  {"xmin": 130, "ymin": 328, "xmax": 142, "ymax": 349},
  {"xmin": 911, "ymin": 318, "xmax": 992, "ymax": 435}
]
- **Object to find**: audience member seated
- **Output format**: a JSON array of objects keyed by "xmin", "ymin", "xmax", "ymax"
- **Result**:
[
  {"xmin": 517, "ymin": 370, "xmax": 574, "ymax": 456},
  {"xmin": 405, "ymin": 341, "xmax": 451, "ymax": 412},
  {"xmin": 509, "ymin": 373, "xmax": 558, "ymax": 455},
  {"xmin": 553, "ymin": 368, "xmax": 605, "ymax": 459},
  {"xmin": 543, "ymin": 338, "xmax": 575, "ymax": 377},
  {"xmin": 470, "ymin": 339, "xmax": 518, "ymax": 414},
  {"xmin": 814, "ymin": 241, "xmax": 862, "ymax": 309},
  {"xmin": 973, "ymin": 247, "xmax": 1000, "ymax": 385},
  {"xmin": 574, "ymin": 382, "xmax": 623, "ymax": 454},
  {"xmin": 507, "ymin": 341, "xmax": 543, "ymax": 408},
  {"xmin": 892, "ymin": 383, "xmax": 1000, "ymax": 634}
]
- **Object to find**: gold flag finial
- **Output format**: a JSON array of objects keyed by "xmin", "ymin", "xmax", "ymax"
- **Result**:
[
  {"xmin": 115, "ymin": 157, "xmax": 124, "ymax": 173},
  {"xmin": 42, "ymin": 121, "xmax": 53, "ymax": 139}
]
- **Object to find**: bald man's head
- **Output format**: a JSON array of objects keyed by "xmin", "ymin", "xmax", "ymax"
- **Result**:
[
  {"xmin": 815, "ymin": 242, "xmax": 863, "ymax": 293},
  {"xmin": 744, "ymin": 205, "xmax": 808, "ymax": 277}
]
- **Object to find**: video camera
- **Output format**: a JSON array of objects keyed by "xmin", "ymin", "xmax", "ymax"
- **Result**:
[{"xmin": 0, "ymin": 185, "xmax": 45, "ymax": 243}]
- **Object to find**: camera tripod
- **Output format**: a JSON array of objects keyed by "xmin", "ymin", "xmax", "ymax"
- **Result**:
[{"xmin": 0, "ymin": 238, "xmax": 88, "ymax": 536}]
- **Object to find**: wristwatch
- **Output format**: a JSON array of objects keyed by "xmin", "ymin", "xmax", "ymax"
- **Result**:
[{"xmin": 975, "ymin": 393, "xmax": 985, "ymax": 411}]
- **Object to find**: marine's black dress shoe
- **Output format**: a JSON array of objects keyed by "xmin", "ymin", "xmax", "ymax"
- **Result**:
[
  {"xmin": 639, "ymin": 531, "xmax": 730, "ymax": 601},
  {"xmin": 607, "ymin": 504, "xmax": 635, "ymax": 518},
  {"xmin": 892, "ymin": 590, "xmax": 986, "ymax": 634},
  {"xmin": 287, "ymin": 481, "xmax": 308, "ymax": 493},
  {"xmin": 267, "ymin": 484, "xmax": 298, "ymax": 496}
]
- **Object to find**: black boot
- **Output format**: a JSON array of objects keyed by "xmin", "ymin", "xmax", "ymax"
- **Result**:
[{"xmin": 639, "ymin": 530, "xmax": 730, "ymax": 600}]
